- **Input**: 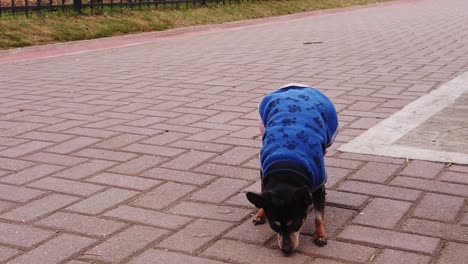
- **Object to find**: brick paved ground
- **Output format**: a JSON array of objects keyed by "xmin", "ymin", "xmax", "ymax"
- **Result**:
[{"xmin": 1, "ymin": 0, "xmax": 468, "ymax": 263}]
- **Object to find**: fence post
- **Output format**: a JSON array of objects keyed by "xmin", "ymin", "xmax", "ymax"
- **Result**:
[{"xmin": 73, "ymin": 0, "xmax": 82, "ymax": 13}]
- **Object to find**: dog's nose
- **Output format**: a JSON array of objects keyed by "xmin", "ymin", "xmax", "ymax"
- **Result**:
[{"xmin": 281, "ymin": 244, "xmax": 293, "ymax": 255}]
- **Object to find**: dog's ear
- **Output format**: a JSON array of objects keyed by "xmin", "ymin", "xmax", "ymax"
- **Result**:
[
  {"xmin": 294, "ymin": 187, "xmax": 313, "ymax": 206},
  {"xmin": 246, "ymin": 192, "xmax": 266, "ymax": 208}
]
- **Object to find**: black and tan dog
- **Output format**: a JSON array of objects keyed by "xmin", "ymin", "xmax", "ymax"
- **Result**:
[{"xmin": 246, "ymin": 83, "xmax": 338, "ymax": 254}]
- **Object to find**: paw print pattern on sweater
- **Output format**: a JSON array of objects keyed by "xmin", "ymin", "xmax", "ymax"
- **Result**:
[
  {"xmin": 282, "ymin": 117, "xmax": 297, "ymax": 126},
  {"xmin": 268, "ymin": 98, "xmax": 280, "ymax": 109},
  {"xmin": 278, "ymin": 128, "xmax": 289, "ymax": 138},
  {"xmin": 286, "ymin": 97, "xmax": 300, "ymax": 103},
  {"xmin": 320, "ymin": 111, "xmax": 328, "ymax": 122},
  {"xmin": 313, "ymin": 117, "xmax": 324, "ymax": 129},
  {"xmin": 296, "ymin": 130, "xmax": 309, "ymax": 143},
  {"xmin": 288, "ymin": 105, "xmax": 302, "ymax": 113},
  {"xmin": 265, "ymin": 133, "xmax": 276, "ymax": 144},
  {"xmin": 298, "ymin": 94, "xmax": 310, "ymax": 101},
  {"xmin": 283, "ymin": 140, "xmax": 298, "ymax": 150}
]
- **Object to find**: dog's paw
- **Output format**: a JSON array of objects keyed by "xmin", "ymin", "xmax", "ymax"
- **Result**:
[
  {"xmin": 252, "ymin": 208, "xmax": 266, "ymax": 226},
  {"xmin": 313, "ymin": 235, "xmax": 327, "ymax": 247},
  {"xmin": 252, "ymin": 215, "xmax": 266, "ymax": 226}
]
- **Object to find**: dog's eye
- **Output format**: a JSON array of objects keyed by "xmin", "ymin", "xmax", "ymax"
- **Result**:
[
  {"xmin": 286, "ymin": 220, "xmax": 294, "ymax": 226},
  {"xmin": 274, "ymin": 221, "xmax": 281, "ymax": 227}
]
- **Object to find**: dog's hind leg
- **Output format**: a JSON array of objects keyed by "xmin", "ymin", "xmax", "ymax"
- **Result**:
[{"xmin": 312, "ymin": 186, "xmax": 327, "ymax": 247}]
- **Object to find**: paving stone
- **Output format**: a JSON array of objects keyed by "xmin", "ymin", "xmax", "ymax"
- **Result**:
[
  {"xmin": 0, "ymin": 164, "xmax": 64, "ymax": 185},
  {"xmin": 352, "ymin": 198, "xmax": 412, "ymax": 228},
  {"xmin": 141, "ymin": 167, "xmax": 214, "ymax": 185},
  {"xmin": 108, "ymin": 155, "xmax": 166, "ymax": 175},
  {"xmin": 130, "ymin": 182, "xmax": 195, "ymax": 210},
  {"xmin": 325, "ymin": 157, "xmax": 363, "ymax": 170},
  {"xmin": 0, "ymin": 200, "xmax": 15, "ymax": 213},
  {"xmin": 108, "ymin": 125, "xmax": 163, "ymax": 136},
  {"xmin": 170, "ymin": 140, "xmax": 232, "ymax": 153},
  {"xmin": 338, "ymin": 225, "xmax": 440, "ymax": 254},
  {"xmin": 52, "ymin": 159, "xmax": 116, "ymax": 180},
  {"xmin": 413, "ymin": 193, "xmax": 464, "ymax": 222},
  {"xmin": 1, "ymin": 194, "xmax": 79, "ymax": 222},
  {"xmin": 123, "ymin": 143, "xmax": 186, "ymax": 157},
  {"xmin": 348, "ymin": 117, "xmax": 382, "ymax": 129},
  {"xmin": 159, "ymin": 219, "xmax": 233, "ymax": 253},
  {"xmin": 325, "ymin": 167, "xmax": 351, "ymax": 188},
  {"xmin": 303, "ymin": 206, "xmax": 355, "ymax": 237},
  {"xmin": 185, "ymin": 130, "xmax": 231, "ymax": 142},
  {"xmin": 436, "ymin": 242, "xmax": 468, "ymax": 264},
  {"xmin": 87, "ymin": 172, "xmax": 161, "ymax": 191},
  {"xmin": 40, "ymin": 120, "xmax": 87, "ymax": 132},
  {"xmin": 45, "ymin": 137, "xmax": 101, "ymax": 154},
  {"xmin": 311, "ymin": 259, "xmax": 346, "ymax": 264},
  {"xmin": 151, "ymin": 123, "xmax": 204, "ymax": 134},
  {"xmin": 7, "ymin": 234, "xmax": 96, "ymax": 264},
  {"xmin": 28, "ymin": 177, "xmax": 105, "ymax": 196},
  {"xmin": 462, "ymin": 212, "xmax": 468, "ymax": 226},
  {"xmin": 202, "ymin": 239, "xmax": 310, "ymax": 264},
  {"xmin": 65, "ymin": 261, "xmax": 90, "ymax": 264},
  {"xmin": 400, "ymin": 160, "xmax": 445, "ymax": 179},
  {"xmin": 161, "ymin": 150, "xmax": 217, "ymax": 170},
  {"xmin": 84, "ymin": 225, "xmax": 168, "ymax": 262},
  {"xmin": 169, "ymin": 202, "xmax": 251, "ymax": 222},
  {"xmin": 0, "ymin": 137, "xmax": 29, "ymax": 147},
  {"xmin": 142, "ymin": 132, "xmax": 188, "ymax": 145},
  {"xmin": 211, "ymin": 147, "xmax": 259, "ymax": 166},
  {"xmin": 325, "ymin": 190, "xmax": 369, "ymax": 210},
  {"xmin": 0, "ymin": 141, "xmax": 53, "ymax": 158},
  {"xmin": 338, "ymin": 181, "xmax": 422, "ymax": 201},
  {"xmin": 0, "ymin": 157, "xmax": 34, "ymax": 171},
  {"xmin": 447, "ymin": 165, "xmax": 468, "ymax": 174},
  {"xmin": 195, "ymin": 163, "xmax": 259, "ymax": 180},
  {"xmin": 129, "ymin": 249, "xmax": 225, "ymax": 264},
  {"xmin": 94, "ymin": 134, "xmax": 146, "ymax": 149},
  {"xmin": 224, "ymin": 218, "xmax": 274, "ymax": 244},
  {"xmin": 104, "ymin": 205, "xmax": 192, "ymax": 229},
  {"xmin": 401, "ymin": 218, "xmax": 468, "ymax": 242},
  {"xmin": 84, "ymin": 118, "xmax": 127, "ymax": 128},
  {"xmin": 373, "ymin": 249, "xmax": 431, "ymax": 264},
  {"xmin": 0, "ymin": 184, "xmax": 45, "ymax": 203},
  {"xmin": 228, "ymin": 126, "xmax": 261, "ymax": 139},
  {"xmin": 73, "ymin": 148, "xmax": 137, "ymax": 162},
  {"xmin": 67, "ymin": 188, "xmax": 139, "ymax": 215},
  {"xmin": 338, "ymin": 153, "xmax": 406, "ymax": 164},
  {"xmin": 440, "ymin": 171, "xmax": 468, "ymax": 185},
  {"xmin": 0, "ymin": 222, "xmax": 54, "ymax": 247},
  {"xmin": 0, "ymin": 246, "xmax": 19, "ymax": 263},
  {"xmin": 224, "ymin": 192, "xmax": 253, "ymax": 207},
  {"xmin": 391, "ymin": 176, "xmax": 468, "ymax": 197},
  {"xmin": 37, "ymin": 212, "xmax": 126, "ymax": 237},
  {"xmin": 190, "ymin": 178, "xmax": 250, "ymax": 203},
  {"xmin": 297, "ymin": 238, "xmax": 376, "ymax": 263},
  {"xmin": 350, "ymin": 162, "xmax": 400, "ymax": 183},
  {"xmin": 24, "ymin": 152, "xmax": 87, "ymax": 166}
]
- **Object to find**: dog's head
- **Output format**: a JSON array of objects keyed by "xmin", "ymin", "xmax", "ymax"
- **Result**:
[{"xmin": 246, "ymin": 186, "xmax": 312, "ymax": 254}]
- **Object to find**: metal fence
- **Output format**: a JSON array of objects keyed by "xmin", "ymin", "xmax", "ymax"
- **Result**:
[{"xmin": 0, "ymin": 0, "xmax": 233, "ymax": 16}]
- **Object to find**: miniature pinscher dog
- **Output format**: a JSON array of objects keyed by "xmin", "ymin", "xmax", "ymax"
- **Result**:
[{"xmin": 246, "ymin": 83, "xmax": 338, "ymax": 255}]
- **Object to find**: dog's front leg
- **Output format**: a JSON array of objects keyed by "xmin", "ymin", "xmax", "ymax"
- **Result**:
[
  {"xmin": 312, "ymin": 186, "xmax": 327, "ymax": 246},
  {"xmin": 253, "ymin": 208, "xmax": 266, "ymax": 225}
]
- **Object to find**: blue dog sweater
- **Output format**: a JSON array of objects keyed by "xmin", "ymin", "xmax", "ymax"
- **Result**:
[{"xmin": 259, "ymin": 84, "xmax": 338, "ymax": 190}]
